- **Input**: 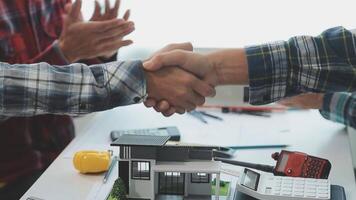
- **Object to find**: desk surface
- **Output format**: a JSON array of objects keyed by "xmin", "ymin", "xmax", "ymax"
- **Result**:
[{"xmin": 21, "ymin": 104, "xmax": 356, "ymax": 200}]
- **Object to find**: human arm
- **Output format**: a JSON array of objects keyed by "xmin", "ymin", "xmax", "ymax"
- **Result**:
[
  {"xmin": 144, "ymin": 27, "xmax": 356, "ymax": 115},
  {"xmin": 0, "ymin": 56, "xmax": 214, "ymax": 117},
  {"xmin": 0, "ymin": 61, "xmax": 145, "ymax": 116},
  {"xmin": 279, "ymin": 92, "xmax": 356, "ymax": 129}
]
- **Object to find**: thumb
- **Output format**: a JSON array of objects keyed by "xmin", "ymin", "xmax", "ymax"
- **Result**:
[{"xmin": 143, "ymin": 50, "xmax": 188, "ymax": 71}]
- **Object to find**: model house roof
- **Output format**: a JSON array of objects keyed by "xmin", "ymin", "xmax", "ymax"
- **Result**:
[
  {"xmin": 111, "ymin": 134, "xmax": 170, "ymax": 147},
  {"xmin": 111, "ymin": 134, "xmax": 221, "ymax": 150}
]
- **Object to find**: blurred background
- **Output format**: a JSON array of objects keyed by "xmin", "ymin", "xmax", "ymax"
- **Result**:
[
  {"xmin": 81, "ymin": 0, "xmax": 356, "ymax": 58},
  {"xmin": 81, "ymin": 0, "xmax": 356, "ymax": 106}
]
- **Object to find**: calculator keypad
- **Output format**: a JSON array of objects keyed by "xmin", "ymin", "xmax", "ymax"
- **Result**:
[{"xmin": 268, "ymin": 176, "xmax": 330, "ymax": 199}]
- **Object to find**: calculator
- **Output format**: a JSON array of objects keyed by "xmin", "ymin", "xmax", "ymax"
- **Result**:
[
  {"xmin": 236, "ymin": 168, "xmax": 331, "ymax": 200},
  {"xmin": 110, "ymin": 126, "xmax": 181, "ymax": 142}
]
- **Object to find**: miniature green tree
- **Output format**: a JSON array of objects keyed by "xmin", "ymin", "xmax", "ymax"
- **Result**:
[{"xmin": 108, "ymin": 178, "xmax": 127, "ymax": 200}]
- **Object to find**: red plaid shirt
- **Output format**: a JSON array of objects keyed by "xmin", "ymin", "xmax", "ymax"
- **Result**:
[{"xmin": 0, "ymin": 0, "xmax": 116, "ymax": 183}]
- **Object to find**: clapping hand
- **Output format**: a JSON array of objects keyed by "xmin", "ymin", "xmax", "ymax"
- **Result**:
[
  {"xmin": 90, "ymin": 0, "xmax": 131, "ymax": 58},
  {"xmin": 58, "ymin": 0, "xmax": 134, "ymax": 62}
]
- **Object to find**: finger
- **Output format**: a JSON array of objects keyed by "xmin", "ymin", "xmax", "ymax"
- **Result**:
[
  {"xmin": 123, "ymin": 9, "xmax": 130, "ymax": 21},
  {"xmin": 144, "ymin": 50, "xmax": 187, "ymax": 71},
  {"xmin": 105, "ymin": 0, "xmax": 111, "ymax": 14},
  {"xmin": 95, "ymin": 21, "xmax": 134, "ymax": 41},
  {"xmin": 111, "ymin": 0, "xmax": 121, "ymax": 18},
  {"xmin": 144, "ymin": 98, "xmax": 157, "ymax": 107},
  {"xmin": 153, "ymin": 105, "xmax": 160, "ymax": 112},
  {"xmin": 70, "ymin": 0, "xmax": 82, "ymax": 19},
  {"xmin": 88, "ymin": 18, "xmax": 126, "ymax": 33},
  {"xmin": 90, "ymin": 0, "xmax": 101, "ymax": 20},
  {"xmin": 185, "ymin": 102, "xmax": 197, "ymax": 112},
  {"xmin": 192, "ymin": 80, "xmax": 216, "ymax": 97},
  {"xmin": 166, "ymin": 42, "xmax": 193, "ymax": 52},
  {"xmin": 162, "ymin": 107, "xmax": 176, "ymax": 117},
  {"xmin": 175, "ymin": 107, "xmax": 186, "ymax": 114},
  {"xmin": 99, "ymin": 40, "xmax": 133, "ymax": 54},
  {"xmin": 189, "ymin": 92, "xmax": 205, "ymax": 106},
  {"xmin": 157, "ymin": 101, "xmax": 171, "ymax": 112}
]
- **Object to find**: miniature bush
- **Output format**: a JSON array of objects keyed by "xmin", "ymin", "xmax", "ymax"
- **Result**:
[
  {"xmin": 108, "ymin": 178, "xmax": 127, "ymax": 200},
  {"xmin": 212, "ymin": 178, "xmax": 227, "ymax": 187}
]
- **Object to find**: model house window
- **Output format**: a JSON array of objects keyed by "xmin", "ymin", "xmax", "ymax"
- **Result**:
[
  {"xmin": 132, "ymin": 161, "xmax": 150, "ymax": 180},
  {"xmin": 191, "ymin": 173, "xmax": 210, "ymax": 183},
  {"xmin": 164, "ymin": 172, "xmax": 181, "ymax": 177}
]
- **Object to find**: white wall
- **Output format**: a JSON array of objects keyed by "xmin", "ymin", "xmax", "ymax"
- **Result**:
[
  {"xmin": 129, "ymin": 160, "xmax": 155, "ymax": 199},
  {"xmin": 81, "ymin": 0, "xmax": 356, "ymax": 50}
]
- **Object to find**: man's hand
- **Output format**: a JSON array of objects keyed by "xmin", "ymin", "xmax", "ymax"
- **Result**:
[
  {"xmin": 58, "ymin": 0, "xmax": 134, "ymax": 62},
  {"xmin": 278, "ymin": 93, "xmax": 325, "ymax": 109},
  {"xmin": 145, "ymin": 66, "xmax": 215, "ymax": 116},
  {"xmin": 144, "ymin": 50, "xmax": 218, "ymax": 84},
  {"xmin": 143, "ymin": 43, "xmax": 216, "ymax": 116},
  {"xmin": 143, "ymin": 47, "xmax": 249, "ymax": 116},
  {"xmin": 91, "ymin": 0, "xmax": 130, "ymax": 22},
  {"xmin": 90, "ymin": 0, "xmax": 131, "ymax": 58},
  {"xmin": 143, "ymin": 49, "xmax": 219, "ymax": 116}
]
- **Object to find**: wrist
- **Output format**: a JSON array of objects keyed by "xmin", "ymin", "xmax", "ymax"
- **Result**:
[
  {"xmin": 58, "ymin": 39, "xmax": 77, "ymax": 63},
  {"xmin": 144, "ymin": 70, "xmax": 154, "ymax": 97},
  {"xmin": 207, "ymin": 48, "xmax": 249, "ymax": 85},
  {"xmin": 316, "ymin": 94, "xmax": 325, "ymax": 109}
]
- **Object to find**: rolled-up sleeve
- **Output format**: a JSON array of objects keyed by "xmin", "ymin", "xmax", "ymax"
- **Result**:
[
  {"xmin": 0, "ymin": 60, "xmax": 146, "ymax": 116},
  {"xmin": 246, "ymin": 26, "xmax": 356, "ymax": 105},
  {"xmin": 320, "ymin": 92, "xmax": 356, "ymax": 129}
]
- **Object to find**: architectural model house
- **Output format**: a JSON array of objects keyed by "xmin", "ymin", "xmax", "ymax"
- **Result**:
[{"xmin": 111, "ymin": 134, "xmax": 227, "ymax": 200}]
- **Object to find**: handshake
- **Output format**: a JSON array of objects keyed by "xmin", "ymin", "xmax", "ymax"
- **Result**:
[{"xmin": 142, "ymin": 43, "xmax": 249, "ymax": 117}]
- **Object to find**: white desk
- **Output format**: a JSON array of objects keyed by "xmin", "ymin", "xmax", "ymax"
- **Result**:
[{"xmin": 21, "ymin": 104, "xmax": 356, "ymax": 200}]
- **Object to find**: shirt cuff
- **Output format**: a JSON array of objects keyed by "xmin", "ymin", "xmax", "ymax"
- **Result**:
[
  {"xmin": 105, "ymin": 60, "xmax": 147, "ymax": 107},
  {"xmin": 245, "ymin": 41, "xmax": 290, "ymax": 105},
  {"xmin": 319, "ymin": 93, "xmax": 351, "ymax": 125},
  {"xmin": 52, "ymin": 40, "xmax": 70, "ymax": 64}
]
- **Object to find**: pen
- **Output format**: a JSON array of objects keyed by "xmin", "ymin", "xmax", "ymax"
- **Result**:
[
  {"xmin": 103, "ymin": 156, "xmax": 117, "ymax": 183},
  {"xmin": 188, "ymin": 111, "xmax": 208, "ymax": 124},
  {"xmin": 227, "ymin": 144, "xmax": 289, "ymax": 150},
  {"xmin": 200, "ymin": 111, "xmax": 223, "ymax": 121}
]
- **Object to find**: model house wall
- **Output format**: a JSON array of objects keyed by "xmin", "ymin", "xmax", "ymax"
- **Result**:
[
  {"xmin": 127, "ymin": 159, "xmax": 155, "ymax": 199},
  {"xmin": 186, "ymin": 173, "xmax": 212, "ymax": 195},
  {"xmin": 112, "ymin": 135, "xmax": 222, "ymax": 200}
]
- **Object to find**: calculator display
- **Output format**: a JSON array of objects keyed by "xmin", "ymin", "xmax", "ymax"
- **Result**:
[{"xmin": 241, "ymin": 169, "xmax": 260, "ymax": 191}]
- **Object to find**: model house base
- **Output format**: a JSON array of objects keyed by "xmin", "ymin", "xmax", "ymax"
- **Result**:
[{"xmin": 111, "ymin": 135, "xmax": 232, "ymax": 200}]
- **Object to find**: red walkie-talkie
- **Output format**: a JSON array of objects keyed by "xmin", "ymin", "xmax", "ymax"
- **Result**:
[
  {"xmin": 272, "ymin": 150, "xmax": 331, "ymax": 179},
  {"xmin": 215, "ymin": 150, "xmax": 332, "ymax": 179}
]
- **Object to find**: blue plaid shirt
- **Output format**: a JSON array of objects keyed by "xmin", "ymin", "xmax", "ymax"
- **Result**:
[
  {"xmin": 0, "ymin": 60, "xmax": 146, "ymax": 116},
  {"xmin": 246, "ymin": 26, "xmax": 356, "ymax": 128},
  {"xmin": 320, "ymin": 92, "xmax": 356, "ymax": 129}
]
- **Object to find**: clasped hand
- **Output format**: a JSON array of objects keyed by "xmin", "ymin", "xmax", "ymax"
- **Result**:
[{"xmin": 143, "ymin": 43, "xmax": 219, "ymax": 116}]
